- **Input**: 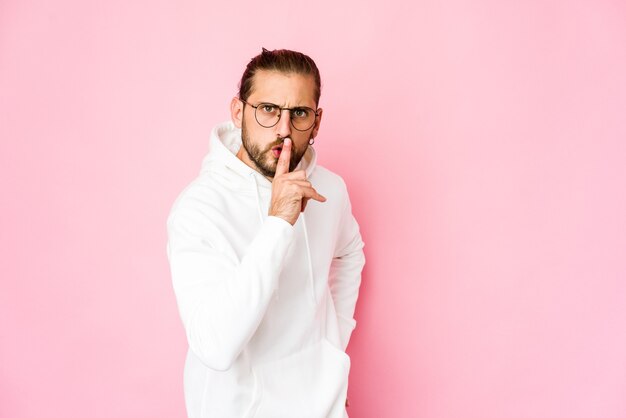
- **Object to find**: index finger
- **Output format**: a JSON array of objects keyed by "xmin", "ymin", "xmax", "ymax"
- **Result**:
[{"xmin": 275, "ymin": 137, "xmax": 292, "ymax": 176}]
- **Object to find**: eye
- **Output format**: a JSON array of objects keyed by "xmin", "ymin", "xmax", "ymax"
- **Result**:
[
  {"xmin": 292, "ymin": 108, "xmax": 310, "ymax": 118},
  {"xmin": 260, "ymin": 104, "xmax": 277, "ymax": 113}
]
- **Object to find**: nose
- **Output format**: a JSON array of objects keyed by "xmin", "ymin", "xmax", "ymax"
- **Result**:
[{"xmin": 275, "ymin": 109, "xmax": 292, "ymax": 138}]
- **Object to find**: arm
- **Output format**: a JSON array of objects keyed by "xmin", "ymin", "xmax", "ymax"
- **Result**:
[
  {"xmin": 329, "ymin": 187, "xmax": 365, "ymax": 351},
  {"xmin": 167, "ymin": 139, "xmax": 325, "ymax": 371},
  {"xmin": 167, "ymin": 205, "xmax": 293, "ymax": 371}
]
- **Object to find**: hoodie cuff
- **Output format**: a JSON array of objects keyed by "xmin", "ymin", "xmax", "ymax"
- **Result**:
[
  {"xmin": 266, "ymin": 215, "xmax": 295, "ymax": 230},
  {"xmin": 261, "ymin": 216, "xmax": 295, "ymax": 246},
  {"xmin": 252, "ymin": 216, "xmax": 294, "ymax": 270}
]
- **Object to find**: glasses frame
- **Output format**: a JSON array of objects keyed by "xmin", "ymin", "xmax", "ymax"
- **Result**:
[{"xmin": 240, "ymin": 99, "xmax": 320, "ymax": 131}]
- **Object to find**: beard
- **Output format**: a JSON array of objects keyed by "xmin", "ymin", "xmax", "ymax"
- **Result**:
[{"xmin": 240, "ymin": 119, "xmax": 307, "ymax": 178}]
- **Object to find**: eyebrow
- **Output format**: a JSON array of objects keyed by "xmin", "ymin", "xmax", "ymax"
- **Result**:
[{"xmin": 258, "ymin": 101, "xmax": 315, "ymax": 109}]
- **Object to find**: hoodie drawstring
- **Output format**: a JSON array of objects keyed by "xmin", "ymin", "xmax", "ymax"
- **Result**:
[
  {"xmin": 250, "ymin": 172, "xmax": 281, "ymax": 301},
  {"xmin": 249, "ymin": 173, "xmax": 264, "ymax": 224},
  {"xmin": 301, "ymin": 214, "xmax": 317, "ymax": 305}
]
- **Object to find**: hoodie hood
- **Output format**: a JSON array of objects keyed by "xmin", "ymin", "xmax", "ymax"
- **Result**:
[{"xmin": 200, "ymin": 121, "xmax": 317, "ymax": 193}]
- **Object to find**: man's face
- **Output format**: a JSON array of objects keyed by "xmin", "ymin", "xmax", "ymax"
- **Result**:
[{"xmin": 231, "ymin": 70, "xmax": 322, "ymax": 178}]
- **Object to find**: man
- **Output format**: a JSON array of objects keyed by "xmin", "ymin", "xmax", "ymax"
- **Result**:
[{"xmin": 167, "ymin": 48, "xmax": 365, "ymax": 418}]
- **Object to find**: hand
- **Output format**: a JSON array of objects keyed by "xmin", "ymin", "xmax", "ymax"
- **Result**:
[{"xmin": 268, "ymin": 138, "xmax": 326, "ymax": 225}]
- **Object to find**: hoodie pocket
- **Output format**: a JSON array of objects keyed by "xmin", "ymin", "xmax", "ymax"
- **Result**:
[{"xmin": 250, "ymin": 339, "xmax": 350, "ymax": 418}]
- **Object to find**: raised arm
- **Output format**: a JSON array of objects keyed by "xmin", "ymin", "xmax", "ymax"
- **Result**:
[
  {"xmin": 167, "ymin": 207, "xmax": 293, "ymax": 371},
  {"xmin": 168, "ymin": 138, "xmax": 326, "ymax": 371}
]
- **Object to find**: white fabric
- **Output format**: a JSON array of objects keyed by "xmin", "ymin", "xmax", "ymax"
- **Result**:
[{"xmin": 167, "ymin": 121, "xmax": 365, "ymax": 418}]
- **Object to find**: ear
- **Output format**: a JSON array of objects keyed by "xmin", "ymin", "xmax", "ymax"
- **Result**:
[
  {"xmin": 230, "ymin": 97, "xmax": 244, "ymax": 128},
  {"xmin": 311, "ymin": 107, "xmax": 323, "ymax": 139}
]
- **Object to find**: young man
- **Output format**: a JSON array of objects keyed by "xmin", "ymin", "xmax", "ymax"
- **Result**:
[{"xmin": 167, "ymin": 48, "xmax": 365, "ymax": 418}]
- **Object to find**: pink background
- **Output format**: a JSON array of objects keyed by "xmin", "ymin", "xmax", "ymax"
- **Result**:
[{"xmin": 2, "ymin": 0, "xmax": 625, "ymax": 417}]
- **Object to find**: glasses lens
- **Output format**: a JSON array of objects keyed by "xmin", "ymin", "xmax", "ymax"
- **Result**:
[
  {"xmin": 252, "ymin": 103, "xmax": 317, "ymax": 130},
  {"xmin": 290, "ymin": 107, "xmax": 316, "ymax": 131},
  {"xmin": 255, "ymin": 103, "xmax": 280, "ymax": 128}
]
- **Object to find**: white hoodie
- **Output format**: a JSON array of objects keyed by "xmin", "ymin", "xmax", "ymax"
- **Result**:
[{"xmin": 167, "ymin": 121, "xmax": 365, "ymax": 418}]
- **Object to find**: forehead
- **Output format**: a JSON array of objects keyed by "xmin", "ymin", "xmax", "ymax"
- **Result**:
[{"xmin": 248, "ymin": 70, "xmax": 317, "ymax": 107}]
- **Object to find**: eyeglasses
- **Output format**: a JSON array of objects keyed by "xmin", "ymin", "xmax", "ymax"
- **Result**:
[{"xmin": 240, "ymin": 99, "xmax": 319, "ymax": 131}]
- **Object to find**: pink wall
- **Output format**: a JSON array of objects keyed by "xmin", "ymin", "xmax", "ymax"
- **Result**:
[{"xmin": 2, "ymin": 0, "xmax": 625, "ymax": 417}]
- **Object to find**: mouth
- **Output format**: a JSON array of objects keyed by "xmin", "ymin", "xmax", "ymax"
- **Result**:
[{"xmin": 271, "ymin": 144, "xmax": 283, "ymax": 158}]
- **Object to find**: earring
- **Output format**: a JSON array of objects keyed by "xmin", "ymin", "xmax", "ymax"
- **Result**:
[{"xmin": 309, "ymin": 137, "xmax": 315, "ymax": 145}]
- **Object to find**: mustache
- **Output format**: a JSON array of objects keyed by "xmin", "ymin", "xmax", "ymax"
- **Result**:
[{"xmin": 265, "ymin": 137, "xmax": 293, "ymax": 152}]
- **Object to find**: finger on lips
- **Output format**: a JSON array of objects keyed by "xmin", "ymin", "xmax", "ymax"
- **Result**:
[
  {"xmin": 275, "ymin": 137, "xmax": 292, "ymax": 176},
  {"xmin": 274, "ymin": 137, "xmax": 326, "ymax": 204}
]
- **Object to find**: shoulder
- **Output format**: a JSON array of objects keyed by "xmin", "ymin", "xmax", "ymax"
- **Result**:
[
  {"xmin": 312, "ymin": 165, "xmax": 348, "ymax": 193},
  {"xmin": 311, "ymin": 165, "xmax": 351, "ymax": 210},
  {"xmin": 167, "ymin": 173, "xmax": 227, "ymax": 233}
]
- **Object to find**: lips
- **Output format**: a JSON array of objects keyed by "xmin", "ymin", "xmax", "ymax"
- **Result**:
[{"xmin": 271, "ymin": 145, "xmax": 283, "ymax": 158}]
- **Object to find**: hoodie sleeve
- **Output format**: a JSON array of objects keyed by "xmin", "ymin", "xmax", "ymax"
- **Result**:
[
  {"xmin": 329, "ymin": 183, "xmax": 366, "ymax": 351},
  {"xmin": 167, "ymin": 202, "xmax": 293, "ymax": 371}
]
